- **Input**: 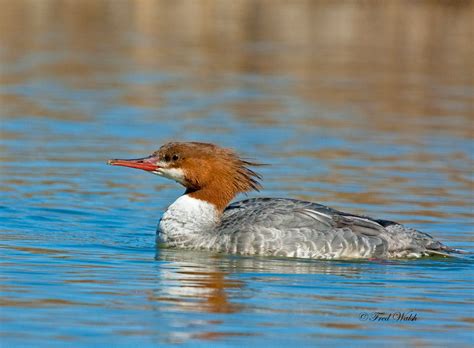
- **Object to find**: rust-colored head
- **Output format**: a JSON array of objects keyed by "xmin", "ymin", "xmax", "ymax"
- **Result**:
[{"xmin": 108, "ymin": 142, "xmax": 263, "ymax": 210}]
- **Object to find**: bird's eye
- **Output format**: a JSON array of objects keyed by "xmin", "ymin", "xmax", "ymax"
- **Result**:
[
  {"xmin": 164, "ymin": 154, "xmax": 170, "ymax": 162},
  {"xmin": 172, "ymin": 154, "xmax": 179, "ymax": 161}
]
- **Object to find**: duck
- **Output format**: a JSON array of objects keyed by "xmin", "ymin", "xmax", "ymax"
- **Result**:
[{"xmin": 108, "ymin": 141, "xmax": 461, "ymax": 259}]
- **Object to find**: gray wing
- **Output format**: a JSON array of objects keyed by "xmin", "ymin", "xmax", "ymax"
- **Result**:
[{"xmin": 219, "ymin": 198, "xmax": 449, "ymax": 259}]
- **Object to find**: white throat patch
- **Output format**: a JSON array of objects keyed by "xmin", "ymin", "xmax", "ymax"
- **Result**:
[{"xmin": 154, "ymin": 166, "xmax": 186, "ymax": 185}]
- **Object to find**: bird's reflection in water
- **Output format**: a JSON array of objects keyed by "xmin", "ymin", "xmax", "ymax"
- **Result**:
[
  {"xmin": 152, "ymin": 247, "xmax": 371, "ymax": 315},
  {"xmin": 151, "ymin": 249, "xmax": 243, "ymax": 314}
]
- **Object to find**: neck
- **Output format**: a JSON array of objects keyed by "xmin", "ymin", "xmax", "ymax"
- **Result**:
[{"xmin": 186, "ymin": 183, "xmax": 238, "ymax": 212}]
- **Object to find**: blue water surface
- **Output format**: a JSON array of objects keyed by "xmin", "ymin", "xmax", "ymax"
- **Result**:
[{"xmin": 1, "ymin": 1, "xmax": 474, "ymax": 347}]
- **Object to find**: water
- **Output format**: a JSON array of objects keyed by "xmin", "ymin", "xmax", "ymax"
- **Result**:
[{"xmin": 1, "ymin": 1, "xmax": 473, "ymax": 347}]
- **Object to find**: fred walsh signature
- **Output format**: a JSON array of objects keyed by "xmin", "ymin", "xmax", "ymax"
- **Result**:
[{"xmin": 359, "ymin": 312, "xmax": 418, "ymax": 322}]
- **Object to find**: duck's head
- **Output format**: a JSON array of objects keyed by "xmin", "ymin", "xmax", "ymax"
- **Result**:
[{"xmin": 108, "ymin": 142, "xmax": 262, "ymax": 210}]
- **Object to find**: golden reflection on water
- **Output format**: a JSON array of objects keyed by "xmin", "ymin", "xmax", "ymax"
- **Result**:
[{"xmin": 1, "ymin": 1, "xmax": 473, "ymax": 129}]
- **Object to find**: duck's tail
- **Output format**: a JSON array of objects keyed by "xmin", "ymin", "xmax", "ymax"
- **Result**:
[{"xmin": 427, "ymin": 244, "xmax": 472, "ymax": 257}]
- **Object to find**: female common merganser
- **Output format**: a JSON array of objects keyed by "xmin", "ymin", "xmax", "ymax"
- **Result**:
[{"xmin": 109, "ymin": 141, "xmax": 460, "ymax": 259}]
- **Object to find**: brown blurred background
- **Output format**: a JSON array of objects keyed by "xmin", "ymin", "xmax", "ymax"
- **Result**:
[{"xmin": 1, "ymin": 1, "xmax": 473, "ymax": 133}]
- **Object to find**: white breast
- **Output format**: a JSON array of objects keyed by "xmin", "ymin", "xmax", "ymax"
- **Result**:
[{"xmin": 158, "ymin": 195, "xmax": 219, "ymax": 248}]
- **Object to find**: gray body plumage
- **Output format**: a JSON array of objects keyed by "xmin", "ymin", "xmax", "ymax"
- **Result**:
[{"xmin": 158, "ymin": 197, "xmax": 456, "ymax": 259}]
